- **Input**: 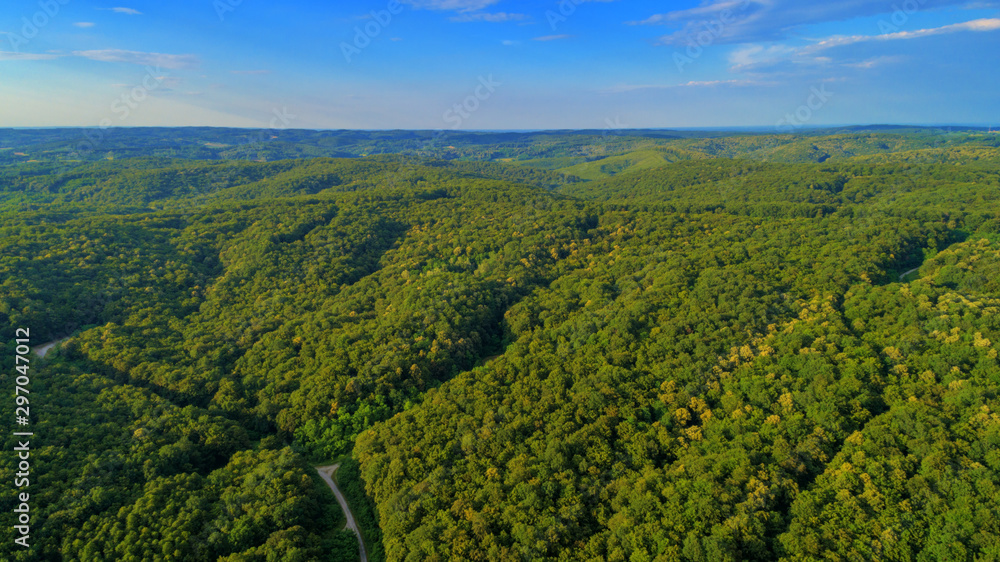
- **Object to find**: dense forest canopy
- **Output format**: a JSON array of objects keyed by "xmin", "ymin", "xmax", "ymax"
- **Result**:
[
  {"xmin": 2, "ymin": 127, "xmax": 999, "ymax": 561},
  {"xmin": 2, "ymin": 126, "xmax": 997, "ymax": 168}
]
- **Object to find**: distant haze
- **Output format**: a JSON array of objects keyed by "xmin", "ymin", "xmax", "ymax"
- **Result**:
[{"xmin": 1, "ymin": 0, "xmax": 998, "ymax": 129}]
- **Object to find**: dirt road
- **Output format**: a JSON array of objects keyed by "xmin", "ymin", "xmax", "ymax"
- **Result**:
[
  {"xmin": 33, "ymin": 338, "xmax": 68, "ymax": 358},
  {"xmin": 316, "ymin": 464, "xmax": 368, "ymax": 562}
]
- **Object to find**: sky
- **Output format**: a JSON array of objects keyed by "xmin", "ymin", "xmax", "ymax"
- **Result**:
[{"xmin": 0, "ymin": 0, "xmax": 998, "ymax": 129}]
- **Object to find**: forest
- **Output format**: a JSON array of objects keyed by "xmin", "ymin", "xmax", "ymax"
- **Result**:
[{"xmin": 1, "ymin": 127, "xmax": 999, "ymax": 561}]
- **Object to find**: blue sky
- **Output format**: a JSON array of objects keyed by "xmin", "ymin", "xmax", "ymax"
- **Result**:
[{"xmin": 0, "ymin": 0, "xmax": 997, "ymax": 129}]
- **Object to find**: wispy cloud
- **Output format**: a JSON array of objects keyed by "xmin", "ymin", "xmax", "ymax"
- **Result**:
[
  {"xmin": 1, "ymin": 48, "xmax": 201, "ymax": 68},
  {"xmin": 110, "ymin": 7, "xmax": 142, "ymax": 15},
  {"xmin": 0, "ymin": 51, "xmax": 61, "ymax": 61},
  {"xmin": 603, "ymin": 79, "xmax": 761, "ymax": 93},
  {"xmin": 112, "ymin": 78, "xmax": 179, "ymax": 90},
  {"xmin": 844, "ymin": 55, "xmax": 905, "ymax": 69},
  {"xmin": 73, "ymin": 49, "xmax": 199, "ymax": 69},
  {"xmin": 640, "ymin": 0, "xmax": 993, "ymax": 45},
  {"xmin": 805, "ymin": 17, "xmax": 1000, "ymax": 52},
  {"xmin": 728, "ymin": 44, "xmax": 797, "ymax": 69},
  {"xmin": 729, "ymin": 18, "xmax": 1000, "ymax": 72},
  {"xmin": 534, "ymin": 34, "xmax": 572, "ymax": 41},
  {"xmin": 677, "ymin": 79, "xmax": 760, "ymax": 87},
  {"xmin": 502, "ymin": 39, "xmax": 520, "ymax": 46},
  {"xmin": 628, "ymin": 0, "xmax": 752, "ymax": 25},
  {"xmin": 450, "ymin": 12, "xmax": 528, "ymax": 22},
  {"xmin": 73, "ymin": 22, "xmax": 96, "ymax": 28},
  {"xmin": 399, "ymin": 0, "xmax": 499, "ymax": 12}
]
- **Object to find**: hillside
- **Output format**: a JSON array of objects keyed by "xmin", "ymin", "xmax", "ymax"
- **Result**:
[{"xmin": 1, "ymin": 129, "xmax": 999, "ymax": 561}]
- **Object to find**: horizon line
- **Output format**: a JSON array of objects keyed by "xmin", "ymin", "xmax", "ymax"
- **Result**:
[{"xmin": 2, "ymin": 124, "xmax": 997, "ymax": 132}]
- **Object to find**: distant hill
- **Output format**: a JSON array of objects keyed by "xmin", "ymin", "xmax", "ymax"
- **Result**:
[
  {"xmin": 2, "ymin": 126, "xmax": 996, "ymax": 169},
  {"xmin": 3, "ymin": 128, "xmax": 1000, "ymax": 561}
]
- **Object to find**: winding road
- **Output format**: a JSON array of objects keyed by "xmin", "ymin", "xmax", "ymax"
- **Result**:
[
  {"xmin": 33, "ymin": 338, "xmax": 68, "ymax": 358},
  {"xmin": 316, "ymin": 464, "xmax": 368, "ymax": 562},
  {"xmin": 32, "ymin": 339, "xmax": 367, "ymax": 559},
  {"xmin": 899, "ymin": 267, "xmax": 921, "ymax": 281}
]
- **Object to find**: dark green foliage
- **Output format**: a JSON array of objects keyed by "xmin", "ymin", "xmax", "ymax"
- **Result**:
[
  {"xmin": 1, "ymin": 129, "xmax": 999, "ymax": 560},
  {"xmin": 337, "ymin": 459, "xmax": 385, "ymax": 562}
]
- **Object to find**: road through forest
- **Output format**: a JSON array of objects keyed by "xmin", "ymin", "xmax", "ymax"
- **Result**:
[
  {"xmin": 316, "ymin": 464, "xmax": 368, "ymax": 562},
  {"xmin": 31, "ymin": 339, "xmax": 369, "ymax": 560},
  {"xmin": 33, "ymin": 338, "xmax": 68, "ymax": 358}
]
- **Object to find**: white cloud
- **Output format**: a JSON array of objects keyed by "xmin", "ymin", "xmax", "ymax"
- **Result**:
[
  {"xmin": 728, "ymin": 44, "xmax": 796, "ymax": 68},
  {"xmin": 73, "ymin": 49, "xmax": 199, "ymax": 69},
  {"xmin": 677, "ymin": 79, "xmax": 759, "ymax": 87},
  {"xmin": 628, "ymin": 0, "xmax": 752, "ymax": 25},
  {"xmin": 603, "ymin": 79, "xmax": 761, "ymax": 93},
  {"xmin": 534, "ymin": 34, "xmax": 572, "ymax": 41},
  {"xmin": 805, "ymin": 17, "xmax": 1000, "ymax": 52},
  {"xmin": 640, "ymin": 0, "xmax": 994, "ymax": 45},
  {"xmin": 111, "ymin": 7, "xmax": 142, "ymax": 15},
  {"xmin": 728, "ymin": 18, "xmax": 1000, "ymax": 72},
  {"xmin": 502, "ymin": 39, "xmax": 520, "ymax": 46},
  {"xmin": 450, "ymin": 12, "xmax": 528, "ymax": 22},
  {"xmin": 844, "ymin": 55, "xmax": 906, "ymax": 68},
  {"xmin": 399, "ymin": 0, "xmax": 499, "ymax": 12},
  {"xmin": 0, "ymin": 51, "xmax": 60, "ymax": 61},
  {"xmin": 73, "ymin": 22, "xmax": 96, "ymax": 28}
]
